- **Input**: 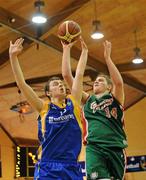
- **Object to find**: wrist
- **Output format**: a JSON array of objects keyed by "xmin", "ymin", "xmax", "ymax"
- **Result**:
[
  {"xmin": 9, "ymin": 53, "xmax": 17, "ymax": 58},
  {"xmin": 63, "ymin": 47, "xmax": 71, "ymax": 51},
  {"xmin": 105, "ymin": 57, "xmax": 112, "ymax": 62},
  {"xmin": 105, "ymin": 55, "xmax": 111, "ymax": 59},
  {"xmin": 82, "ymin": 49, "xmax": 88, "ymax": 53}
]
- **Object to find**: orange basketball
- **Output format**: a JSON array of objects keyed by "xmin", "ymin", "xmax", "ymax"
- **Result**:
[{"xmin": 58, "ymin": 20, "xmax": 81, "ymax": 44}]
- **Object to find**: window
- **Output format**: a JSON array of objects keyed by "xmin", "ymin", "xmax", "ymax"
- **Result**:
[{"xmin": 16, "ymin": 146, "xmax": 37, "ymax": 178}]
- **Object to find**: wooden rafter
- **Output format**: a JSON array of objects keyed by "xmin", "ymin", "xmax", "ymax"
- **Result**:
[
  {"xmin": 0, "ymin": 0, "xmax": 90, "ymax": 65},
  {"xmin": 117, "ymin": 61, "xmax": 146, "ymax": 72},
  {"xmin": 125, "ymin": 94, "xmax": 146, "ymax": 110},
  {"xmin": 0, "ymin": 4, "xmax": 146, "ymax": 95},
  {"xmin": 0, "ymin": 69, "xmax": 95, "ymax": 89},
  {"xmin": 46, "ymin": 35, "xmax": 146, "ymax": 93},
  {"xmin": 0, "ymin": 122, "xmax": 17, "ymax": 145},
  {"xmin": 14, "ymin": 137, "xmax": 39, "ymax": 147}
]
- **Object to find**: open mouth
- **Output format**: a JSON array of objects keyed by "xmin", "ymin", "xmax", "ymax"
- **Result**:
[
  {"xmin": 94, "ymin": 84, "xmax": 99, "ymax": 87},
  {"xmin": 59, "ymin": 88, "xmax": 65, "ymax": 92}
]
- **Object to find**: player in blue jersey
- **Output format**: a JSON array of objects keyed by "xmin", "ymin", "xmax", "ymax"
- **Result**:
[
  {"xmin": 62, "ymin": 40, "xmax": 128, "ymax": 180},
  {"xmin": 9, "ymin": 37, "xmax": 88, "ymax": 179}
]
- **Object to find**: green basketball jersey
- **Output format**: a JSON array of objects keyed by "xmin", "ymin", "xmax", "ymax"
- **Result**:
[{"xmin": 83, "ymin": 93, "xmax": 128, "ymax": 149}]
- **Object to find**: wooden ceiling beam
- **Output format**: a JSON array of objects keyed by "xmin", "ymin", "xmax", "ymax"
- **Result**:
[
  {"xmin": 0, "ymin": 5, "xmax": 146, "ymax": 94},
  {"xmin": 125, "ymin": 94, "xmax": 145, "ymax": 110},
  {"xmin": 122, "ymin": 74, "xmax": 146, "ymax": 93},
  {"xmin": 0, "ymin": 6, "xmax": 35, "ymax": 65},
  {"xmin": 0, "ymin": 37, "xmax": 33, "ymax": 66},
  {"xmin": 46, "ymin": 35, "xmax": 146, "ymax": 93},
  {"xmin": 0, "ymin": 48, "xmax": 10, "ymax": 66},
  {"xmin": 117, "ymin": 61, "xmax": 146, "ymax": 72},
  {"xmin": 14, "ymin": 137, "xmax": 39, "ymax": 147},
  {"xmin": 0, "ymin": 6, "xmax": 35, "ymax": 35},
  {"xmin": 0, "ymin": 122, "xmax": 17, "ymax": 145},
  {"xmin": 0, "ymin": 0, "xmax": 90, "ymax": 66},
  {"xmin": 42, "ymin": 0, "xmax": 90, "ymax": 33},
  {"xmin": 46, "ymin": 34, "xmax": 108, "ymax": 73},
  {"xmin": 0, "ymin": 26, "xmax": 145, "ymax": 93},
  {"xmin": 0, "ymin": 69, "xmax": 95, "ymax": 89}
]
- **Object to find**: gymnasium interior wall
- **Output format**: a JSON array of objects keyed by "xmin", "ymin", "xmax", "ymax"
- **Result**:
[
  {"xmin": 0, "ymin": 126, "xmax": 15, "ymax": 180},
  {"xmin": 0, "ymin": 98, "xmax": 146, "ymax": 180},
  {"xmin": 125, "ymin": 97, "xmax": 146, "ymax": 180}
]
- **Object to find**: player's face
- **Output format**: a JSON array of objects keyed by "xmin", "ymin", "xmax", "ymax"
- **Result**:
[
  {"xmin": 93, "ymin": 76, "xmax": 110, "ymax": 94},
  {"xmin": 49, "ymin": 80, "xmax": 66, "ymax": 98}
]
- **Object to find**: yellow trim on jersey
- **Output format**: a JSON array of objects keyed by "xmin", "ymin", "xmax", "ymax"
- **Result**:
[
  {"xmin": 67, "ymin": 95, "xmax": 83, "ymax": 161},
  {"xmin": 67, "ymin": 95, "xmax": 82, "ymax": 132},
  {"xmin": 38, "ymin": 100, "xmax": 50, "ymax": 160},
  {"xmin": 52, "ymin": 101, "xmax": 66, "ymax": 108},
  {"xmin": 39, "ymin": 100, "xmax": 50, "ymax": 137},
  {"xmin": 37, "ymin": 145, "xmax": 42, "ymax": 160}
]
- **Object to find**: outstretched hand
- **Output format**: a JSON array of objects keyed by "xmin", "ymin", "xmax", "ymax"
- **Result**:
[
  {"xmin": 61, "ymin": 40, "xmax": 77, "ymax": 49},
  {"xmin": 9, "ymin": 38, "xmax": 24, "ymax": 57},
  {"xmin": 103, "ymin": 40, "xmax": 112, "ymax": 59},
  {"xmin": 61, "ymin": 36, "xmax": 88, "ymax": 53}
]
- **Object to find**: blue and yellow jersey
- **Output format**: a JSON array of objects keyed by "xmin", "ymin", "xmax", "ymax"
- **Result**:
[{"xmin": 37, "ymin": 95, "xmax": 82, "ymax": 162}]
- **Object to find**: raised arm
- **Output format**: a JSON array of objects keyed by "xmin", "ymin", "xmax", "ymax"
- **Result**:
[
  {"xmin": 9, "ymin": 38, "xmax": 43, "ymax": 112},
  {"xmin": 103, "ymin": 40, "xmax": 124, "ymax": 105},
  {"xmin": 71, "ymin": 38, "xmax": 88, "ymax": 104},
  {"xmin": 61, "ymin": 42, "xmax": 74, "ymax": 89},
  {"xmin": 61, "ymin": 39, "xmax": 89, "ymax": 104}
]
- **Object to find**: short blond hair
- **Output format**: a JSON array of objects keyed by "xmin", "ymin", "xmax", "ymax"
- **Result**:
[{"xmin": 97, "ymin": 73, "xmax": 113, "ymax": 87}]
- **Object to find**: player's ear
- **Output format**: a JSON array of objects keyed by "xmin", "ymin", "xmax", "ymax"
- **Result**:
[
  {"xmin": 45, "ymin": 91, "xmax": 51, "ymax": 97},
  {"xmin": 107, "ymin": 84, "xmax": 112, "ymax": 92}
]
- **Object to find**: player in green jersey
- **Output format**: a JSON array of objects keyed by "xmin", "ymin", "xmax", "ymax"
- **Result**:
[{"xmin": 62, "ymin": 40, "xmax": 128, "ymax": 180}]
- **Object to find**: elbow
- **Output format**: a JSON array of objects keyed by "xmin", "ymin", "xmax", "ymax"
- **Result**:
[
  {"xmin": 112, "ymin": 77, "xmax": 124, "ymax": 88},
  {"xmin": 62, "ymin": 73, "xmax": 73, "ymax": 87},
  {"xmin": 62, "ymin": 73, "xmax": 70, "ymax": 81},
  {"xmin": 76, "ymin": 70, "xmax": 84, "ymax": 78},
  {"xmin": 17, "ymin": 81, "xmax": 27, "ymax": 89},
  {"xmin": 62, "ymin": 72, "xmax": 68, "ymax": 79},
  {"xmin": 115, "ymin": 81, "xmax": 124, "ymax": 88},
  {"xmin": 75, "ymin": 73, "xmax": 84, "ymax": 81}
]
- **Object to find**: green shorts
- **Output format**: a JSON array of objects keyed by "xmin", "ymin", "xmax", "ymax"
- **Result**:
[{"xmin": 86, "ymin": 144, "xmax": 126, "ymax": 180}]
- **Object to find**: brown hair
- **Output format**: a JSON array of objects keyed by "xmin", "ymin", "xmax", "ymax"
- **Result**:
[{"xmin": 44, "ymin": 76, "xmax": 62, "ymax": 96}]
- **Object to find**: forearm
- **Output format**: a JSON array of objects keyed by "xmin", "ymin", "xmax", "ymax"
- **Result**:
[
  {"xmin": 72, "ymin": 50, "xmax": 88, "ymax": 103},
  {"xmin": 9, "ymin": 54, "xmax": 43, "ymax": 112},
  {"xmin": 10, "ymin": 54, "xmax": 26, "ymax": 87},
  {"xmin": 62, "ymin": 47, "xmax": 74, "ymax": 88},
  {"xmin": 76, "ymin": 50, "xmax": 88, "ymax": 76},
  {"xmin": 103, "ymin": 41, "xmax": 124, "ymax": 105},
  {"xmin": 105, "ymin": 56, "xmax": 123, "ymax": 86}
]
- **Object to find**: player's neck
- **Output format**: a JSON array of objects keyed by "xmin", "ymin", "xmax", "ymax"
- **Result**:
[
  {"xmin": 51, "ymin": 97, "xmax": 65, "ymax": 106},
  {"xmin": 95, "ymin": 90, "xmax": 110, "ymax": 99}
]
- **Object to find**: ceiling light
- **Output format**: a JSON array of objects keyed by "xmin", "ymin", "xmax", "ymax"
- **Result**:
[
  {"xmin": 91, "ymin": 0, "xmax": 104, "ymax": 40},
  {"xmin": 32, "ymin": 0, "xmax": 47, "ymax": 24},
  {"xmin": 10, "ymin": 101, "xmax": 33, "ymax": 114},
  {"xmin": 132, "ymin": 58, "xmax": 143, "ymax": 64},
  {"xmin": 32, "ymin": 13, "xmax": 47, "ymax": 24},
  {"xmin": 91, "ymin": 20, "xmax": 104, "ymax": 40},
  {"xmin": 132, "ymin": 30, "xmax": 143, "ymax": 64},
  {"xmin": 91, "ymin": 31, "xmax": 104, "ymax": 40}
]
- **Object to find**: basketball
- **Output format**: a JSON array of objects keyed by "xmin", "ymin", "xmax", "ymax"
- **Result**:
[{"xmin": 58, "ymin": 20, "xmax": 81, "ymax": 44}]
